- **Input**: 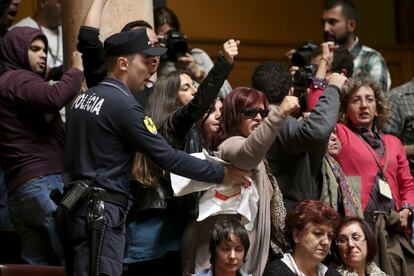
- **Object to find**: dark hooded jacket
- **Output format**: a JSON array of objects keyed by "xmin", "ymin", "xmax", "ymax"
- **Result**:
[
  {"xmin": 0, "ymin": 0, "xmax": 11, "ymax": 37},
  {"xmin": 0, "ymin": 0, "xmax": 11, "ymax": 19},
  {"xmin": 0, "ymin": 26, "xmax": 84, "ymax": 192}
]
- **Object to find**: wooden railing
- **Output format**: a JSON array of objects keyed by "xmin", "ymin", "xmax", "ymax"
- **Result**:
[{"xmin": 189, "ymin": 39, "xmax": 414, "ymax": 90}]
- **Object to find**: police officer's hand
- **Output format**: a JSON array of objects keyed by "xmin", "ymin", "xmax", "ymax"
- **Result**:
[
  {"xmin": 221, "ymin": 39, "xmax": 240, "ymax": 64},
  {"xmin": 222, "ymin": 165, "xmax": 251, "ymax": 187},
  {"xmin": 71, "ymin": 51, "xmax": 84, "ymax": 73}
]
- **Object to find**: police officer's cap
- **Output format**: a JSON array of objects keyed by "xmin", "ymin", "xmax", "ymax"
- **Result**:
[{"xmin": 104, "ymin": 28, "xmax": 166, "ymax": 57}]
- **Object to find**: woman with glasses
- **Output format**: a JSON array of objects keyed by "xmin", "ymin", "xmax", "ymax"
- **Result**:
[
  {"xmin": 264, "ymin": 199, "xmax": 341, "ymax": 276},
  {"xmin": 181, "ymin": 87, "xmax": 298, "ymax": 276},
  {"xmin": 335, "ymin": 217, "xmax": 386, "ymax": 276}
]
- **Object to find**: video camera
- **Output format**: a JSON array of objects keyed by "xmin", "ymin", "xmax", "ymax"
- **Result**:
[
  {"xmin": 291, "ymin": 42, "xmax": 318, "ymax": 89},
  {"xmin": 160, "ymin": 29, "xmax": 189, "ymax": 61}
]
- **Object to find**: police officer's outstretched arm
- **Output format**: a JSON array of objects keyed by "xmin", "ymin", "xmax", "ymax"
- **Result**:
[{"xmin": 223, "ymin": 165, "xmax": 251, "ymax": 187}]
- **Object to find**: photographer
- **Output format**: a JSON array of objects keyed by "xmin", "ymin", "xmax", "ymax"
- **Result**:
[
  {"xmin": 251, "ymin": 55, "xmax": 348, "ymax": 212},
  {"xmin": 306, "ymin": 42, "xmax": 354, "ymax": 111},
  {"xmin": 154, "ymin": 7, "xmax": 232, "ymax": 97}
]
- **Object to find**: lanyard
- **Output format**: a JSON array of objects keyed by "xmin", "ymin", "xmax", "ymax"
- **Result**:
[{"xmin": 356, "ymin": 133, "xmax": 389, "ymax": 178}]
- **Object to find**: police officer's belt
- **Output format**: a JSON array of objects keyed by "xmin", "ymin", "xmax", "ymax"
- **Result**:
[
  {"xmin": 90, "ymin": 189, "xmax": 129, "ymax": 210},
  {"xmin": 62, "ymin": 182, "xmax": 129, "ymax": 210}
]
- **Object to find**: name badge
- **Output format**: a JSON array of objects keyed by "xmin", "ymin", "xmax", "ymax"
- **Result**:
[{"xmin": 379, "ymin": 178, "xmax": 392, "ymax": 199}]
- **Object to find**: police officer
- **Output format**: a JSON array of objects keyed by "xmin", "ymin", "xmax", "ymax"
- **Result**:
[{"xmin": 56, "ymin": 29, "xmax": 249, "ymax": 276}]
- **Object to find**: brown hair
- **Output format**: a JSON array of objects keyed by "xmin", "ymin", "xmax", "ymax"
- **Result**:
[
  {"xmin": 339, "ymin": 77, "xmax": 390, "ymax": 130},
  {"xmin": 335, "ymin": 217, "xmax": 377, "ymax": 263}
]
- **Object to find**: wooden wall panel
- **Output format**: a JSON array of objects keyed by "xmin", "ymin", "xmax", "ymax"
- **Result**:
[
  {"xmin": 190, "ymin": 39, "xmax": 414, "ymax": 89},
  {"xmin": 14, "ymin": 0, "xmax": 412, "ymax": 89},
  {"xmin": 169, "ymin": 0, "xmax": 395, "ymax": 45},
  {"xmin": 14, "ymin": 0, "xmax": 37, "ymax": 23}
]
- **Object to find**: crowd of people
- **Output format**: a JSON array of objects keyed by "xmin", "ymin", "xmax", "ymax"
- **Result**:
[{"xmin": 0, "ymin": 0, "xmax": 414, "ymax": 276}]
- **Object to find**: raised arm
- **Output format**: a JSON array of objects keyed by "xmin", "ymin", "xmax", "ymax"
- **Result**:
[
  {"xmin": 218, "ymin": 96, "xmax": 298, "ymax": 170},
  {"xmin": 77, "ymin": 0, "xmax": 108, "ymax": 87},
  {"xmin": 83, "ymin": 0, "xmax": 107, "ymax": 28},
  {"xmin": 307, "ymin": 41, "xmax": 335, "ymax": 111},
  {"xmin": 11, "ymin": 51, "xmax": 84, "ymax": 111},
  {"xmin": 168, "ymin": 39, "xmax": 239, "ymax": 140},
  {"xmin": 279, "ymin": 73, "xmax": 347, "ymax": 154}
]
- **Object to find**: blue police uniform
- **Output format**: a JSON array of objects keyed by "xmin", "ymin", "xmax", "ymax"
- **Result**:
[{"xmin": 57, "ymin": 76, "xmax": 225, "ymax": 276}]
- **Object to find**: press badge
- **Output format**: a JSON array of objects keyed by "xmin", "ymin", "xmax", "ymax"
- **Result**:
[
  {"xmin": 379, "ymin": 178, "xmax": 392, "ymax": 199},
  {"xmin": 143, "ymin": 116, "xmax": 157, "ymax": 134}
]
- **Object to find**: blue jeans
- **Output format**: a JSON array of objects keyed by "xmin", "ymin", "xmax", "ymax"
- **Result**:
[
  {"xmin": 8, "ymin": 174, "xmax": 64, "ymax": 265},
  {"xmin": 0, "ymin": 169, "xmax": 13, "ymax": 229}
]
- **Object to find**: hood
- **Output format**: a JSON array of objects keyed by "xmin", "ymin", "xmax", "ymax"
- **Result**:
[{"xmin": 0, "ymin": 26, "xmax": 48, "ymax": 75}]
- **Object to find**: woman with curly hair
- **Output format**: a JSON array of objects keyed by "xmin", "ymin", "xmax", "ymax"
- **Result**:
[{"xmin": 336, "ymin": 78, "xmax": 414, "ymax": 229}]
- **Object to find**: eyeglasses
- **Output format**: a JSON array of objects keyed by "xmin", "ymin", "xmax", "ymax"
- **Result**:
[
  {"xmin": 336, "ymin": 233, "xmax": 366, "ymax": 246},
  {"xmin": 241, "ymin": 108, "xmax": 269, "ymax": 118}
]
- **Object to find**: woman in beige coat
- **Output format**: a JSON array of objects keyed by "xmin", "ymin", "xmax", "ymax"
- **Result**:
[{"xmin": 181, "ymin": 87, "xmax": 298, "ymax": 276}]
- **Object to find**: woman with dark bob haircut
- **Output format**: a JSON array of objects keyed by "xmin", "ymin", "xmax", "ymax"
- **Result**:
[
  {"xmin": 334, "ymin": 217, "xmax": 386, "ymax": 275},
  {"xmin": 264, "ymin": 199, "xmax": 341, "ymax": 276},
  {"xmin": 181, "ymin": 87, "xmax": 298, "ymax": 276},
  {"xmin": 194, "ymin": 217, "xmax": 251, "ymax": 276}
]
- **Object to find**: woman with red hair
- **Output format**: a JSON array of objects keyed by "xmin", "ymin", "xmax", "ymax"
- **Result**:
[
  {"xmin": 181, "ymin": 87, "xmax": 298, "ymax": 276},
  {"xmin": 264, "ymin": 199, "xmax": 341, "ymax": 276}
]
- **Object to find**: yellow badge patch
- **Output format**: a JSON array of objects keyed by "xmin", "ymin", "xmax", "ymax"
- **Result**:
[{"xmin": 143, "ymin": 116, "xmax": 157, "ymax": 134}]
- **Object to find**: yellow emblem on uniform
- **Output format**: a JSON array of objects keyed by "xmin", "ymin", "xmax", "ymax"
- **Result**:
[{"xmin": 143, "ymin": 116, "xmax": 157, "ymax": 134}]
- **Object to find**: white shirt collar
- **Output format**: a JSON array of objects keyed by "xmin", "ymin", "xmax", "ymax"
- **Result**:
[{"xmin": 281, "ymin": 253, "xmax": 328, "ymax": 276}]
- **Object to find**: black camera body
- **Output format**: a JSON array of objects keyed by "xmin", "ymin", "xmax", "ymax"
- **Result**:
[
  {"xmin": 291, "ymin": 42, "xmax": 318, "ymax": 68},
  {"xmin": 162, "ymin": 29, "xmax": 189, "ymax": 61},
  {"xmin": 291, "ymin": 42, "xmax": 318, "ymax": 90},
  {"xmin": 293, "ymin": 64, "xmax": 317, "ymax": 90}
]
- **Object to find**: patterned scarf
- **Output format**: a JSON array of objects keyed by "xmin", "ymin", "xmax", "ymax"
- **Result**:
[
  {"xmin": 264, "ymin": 159, "xmax": 289, "ymax": 256},
  {"xmin": 325, "ymin": 154, "xmax": 360, "ymax": 217}
]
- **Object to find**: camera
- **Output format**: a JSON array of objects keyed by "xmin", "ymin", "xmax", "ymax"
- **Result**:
[
  {"xmin": 291, "ymin": 42, "xmax": 319, "ymax": 90},
  {"xmin": 292, "ymin": 64, "xmax": 317, "ymax": 90},
  {"xmin": 161, "ymin": 29, "xmax": 189, "ymax": 61},
  {"xmin": 291, "ymin": 42, "xmax": 318, "ymax": 68}
]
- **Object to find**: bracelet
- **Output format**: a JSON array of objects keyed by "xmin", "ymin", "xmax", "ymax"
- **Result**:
[
  {"xmin": 400, "ymin": 203, "xmax": 414, "ymax": 216},
  {"xmin": 320, "ymin": 56, "xmax": 330, "ymax": 65},
  {"xmin": 311, "ymin": 77, "xmax": 327, "ymax": 89}
]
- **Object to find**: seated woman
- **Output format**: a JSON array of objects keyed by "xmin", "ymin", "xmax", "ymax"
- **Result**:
[
  {"xmin": 336, "ymin": 78, "xmax": 414, "ymax": 229},
  {"xmin": 334, "ymin": 217, "xmax": 386, "ymax": 276},
  {"xmin": 264, "ymin": 199, "xmax": 341, "ymax": 276},
  {"xmin": 320, "ymin": 128, "xmax": 362, "ymax": 218},
  {"xmin": 181, "ymin": 87, "xmax": 299, "ymax": 276},
  {"xmin": 194, "ymin": 217, "xmax": 251, "ymax": 276}
]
